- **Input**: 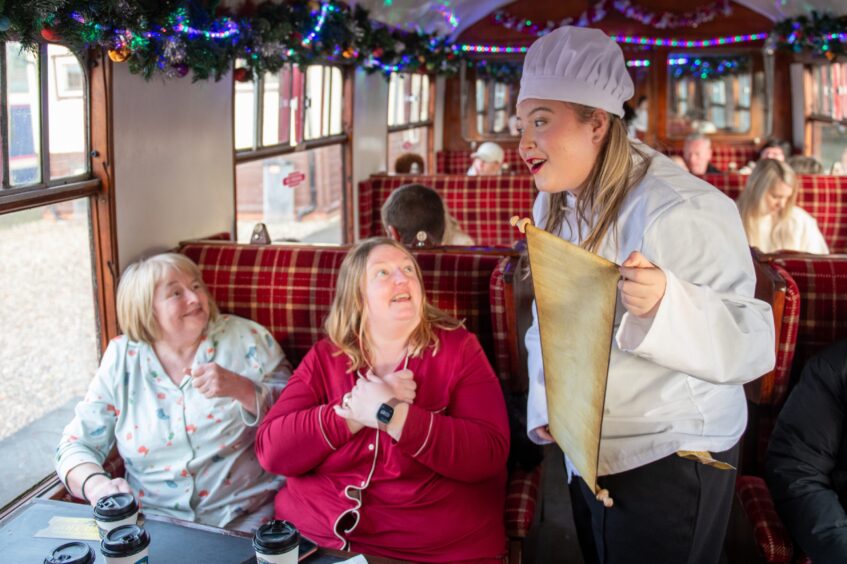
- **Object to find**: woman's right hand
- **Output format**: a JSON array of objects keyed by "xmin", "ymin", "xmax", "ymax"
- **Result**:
[
  {"xmin": 382, "ymin": 368, "xmax": 416, "ymax": 403},
  {"xmin": 532, "ymin": 425, "xmax": 555, "ymax": 443},
  {"xmin": 86, "ymin": 476, "xmax": 133, "ymax": 507}
]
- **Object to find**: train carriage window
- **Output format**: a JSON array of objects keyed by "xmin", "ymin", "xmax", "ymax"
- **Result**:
[
  {"xmin": 667, "ymin": 54, "xmax": 754, "ymax": 137},
  {"xmin": 0, "ymin": 41, "xmax": 104, "ymax": 512},
  {"xmin": 235, "ymin": 63, "xmax": 347, "ymax": 244},
  {"xmin": 387, "ymin": 72, "xmax": 433, "ymax": 173},
  {"xmin": 805, "ymin": 62, "xmax": 847, "ymax": 173}
]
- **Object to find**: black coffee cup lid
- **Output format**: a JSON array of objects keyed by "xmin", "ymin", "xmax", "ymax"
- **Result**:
[
  {"xmin": 253, "ymin": 520, "xmax": 300, "ymax": 554},
  {"xmin": 100, "ymin": 524, "xmax": 150, "ymax": 557},
  {"xmin": 93, "ymin": 493, "xmax": 138, "ymax": 519},
  {"xmin": 44, "ymin": 541, "xmax": 95, "ymax": 564}
]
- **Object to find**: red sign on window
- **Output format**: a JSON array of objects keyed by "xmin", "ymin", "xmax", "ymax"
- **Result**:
[{"xmin": 283, "ymin": 171, "xmax": 306, "ymax": 188}]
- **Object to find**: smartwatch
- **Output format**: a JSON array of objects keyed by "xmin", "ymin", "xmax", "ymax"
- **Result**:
[{"xmin": 376, "ymin": 398, "xmax": 403, "ymax": 430}]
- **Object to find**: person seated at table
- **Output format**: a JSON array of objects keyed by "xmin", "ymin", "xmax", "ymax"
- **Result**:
[
  {"xmin": 683, "ymin": 133, "xmax": 720, "ymax": 175},
  {"xmin": 467, "ymin": 142, "xmax": 505, "ymax": 176},
  {"xmin": 381, "ymin": 183, "xmax": 475, "ymax": 246},
  {"xmin": 255, "ymin": 238, "xmax": 509, "ymax": 563},
  {"xmin": 394, "ymin": 153, "xmax": 424, "ymax": 175},
  {"xmin": 766, "ymin": 338, "xmax": 847, "ymax": 563},
  {"xmin": 55, "ymin": 253, "xmax": 291, "ymax": 531},
  {"xmin": 736, "ymin": 159, "xmax": 829, "ymax": 254},
  {"xmin": 787, "ymin": 155, "xmax": 823, "ymax": 174}
]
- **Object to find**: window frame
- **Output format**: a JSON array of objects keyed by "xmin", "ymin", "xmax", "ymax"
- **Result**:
[
  {"xmin": 803, "ymin": 62, "xmax": 847, "ymax": 160},
  {"xmin": 233, "ymin": 63, "xmax": 354, "ymax": 241},
  {"xmin": 385, "ymin": 71, "xmax": 435, "ymax": 172},
  {"xmin": 0, "ymin": 44, "xmax": 119, "ymax": 516}
]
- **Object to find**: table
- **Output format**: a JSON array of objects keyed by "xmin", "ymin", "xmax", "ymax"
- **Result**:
[{"xmin": 0, "ymin": 499, "xmax": 402, "ymax": 563}]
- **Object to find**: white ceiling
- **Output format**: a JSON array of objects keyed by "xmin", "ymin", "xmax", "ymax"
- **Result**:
[{"xmin": 352, "ymin": 0, "xmax": 847, "ymax": 36}]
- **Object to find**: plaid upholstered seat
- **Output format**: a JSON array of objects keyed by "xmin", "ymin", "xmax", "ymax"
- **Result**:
[
  {"xmin": 436, "ymin": 149, "xmax": 524, "ymax": 174},
  {"xmin": 703, "ymin": 174, "xmax": 847, "ymax": 253},
  {"xmin": 667, "ymin": 145, "xmax": 758, "ymax": 172},
  {"xmin": 357, "ymin": 174, "xmax": 536, "ymax": 246},
  {"xmin": 768, "ymin": 253, "xmax": 847, "ymax": 374},
  {"xmin": 176, "ymin": 241, "xmax": 537, "ymax": 558},
  {"xmin": 736, "ymin": 475, "xmax": 794, "ymax": 564}
]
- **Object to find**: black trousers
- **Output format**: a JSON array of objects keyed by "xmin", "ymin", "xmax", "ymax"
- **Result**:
[{"xmin": 569, "ymin": 442, "xmax": 740, "ymax": 564}]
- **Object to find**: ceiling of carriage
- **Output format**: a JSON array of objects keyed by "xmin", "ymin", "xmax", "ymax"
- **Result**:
[{"xmin": 351, "ymin": 0, "xmax": 847, "ymax": 37}]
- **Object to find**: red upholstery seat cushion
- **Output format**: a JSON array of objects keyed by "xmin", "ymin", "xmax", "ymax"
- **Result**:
[
  {"xmin": 736, "ymin": 475, "xmax": 793, "ymax": 563},
  {"xmin": 505, "ymin": 466, "xmax": 542, "ymax": 539},
  {"xmin": 771, "ymin": 255, "xmax": 847, "ymax": 373},
  {"xmin": 358, "ymin": 174, "xmax": 536, "ymax": 246}
]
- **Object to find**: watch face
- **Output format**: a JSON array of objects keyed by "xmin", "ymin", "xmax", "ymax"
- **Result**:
[{"xmin": 376, "ymin": 403, "xmax": 395, "ymax": 425}]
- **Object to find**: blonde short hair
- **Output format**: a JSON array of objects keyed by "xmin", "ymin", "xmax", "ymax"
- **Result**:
[
  {"xmin": 116, "ymin": 253, "xmax": 219, "ymax": 344},
  {"xmin": 324, "ymin": 238, "xmax": 462, "ymax": 372}
]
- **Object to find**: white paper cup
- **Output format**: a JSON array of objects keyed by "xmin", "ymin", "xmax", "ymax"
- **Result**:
[
  {"xmin": 253, "ymin": 520, "xmax": 300, "ymax": 564},
  {"xmin": 100, "ymin": 524, "xmax": 150, "ymax": 564},
  {"xmin": 93, "ymin": 493, "xmax": 139, "ymax": 539}
]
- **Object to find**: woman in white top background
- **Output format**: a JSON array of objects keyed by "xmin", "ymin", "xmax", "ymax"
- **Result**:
[
  {"xmin": 516, "ymin": 26, "xmax": 775, "ymax": 564},
  {"xmin": 737, "ymin": 158, "xmax": 829, "ymax": 254}
]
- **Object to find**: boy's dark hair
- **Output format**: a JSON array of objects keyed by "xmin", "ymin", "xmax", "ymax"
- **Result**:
[{"xmin": 381, "ymin": 184, "xmax": 446, "ymax": 245}]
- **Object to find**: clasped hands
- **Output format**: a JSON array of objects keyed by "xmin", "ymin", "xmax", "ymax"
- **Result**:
[{"xmin": 334, "ymin": 368, "xmax": 416, "ymax": 433}]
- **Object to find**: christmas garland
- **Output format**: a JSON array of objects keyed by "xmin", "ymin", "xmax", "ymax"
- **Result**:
[
  {"xmin": 772, "ymin": 11, "xmax": 847, "ymax": 60},
  {"xmin": 0, "ymin": 0, "xmax": 465, "ymax": 81},
  {"xmin": 668, "ymin": 54, "xmax": 749, "ymax": 80},
  {"xmin": 490, "ymin": 3, "xmax": 609, "ymax": 37},
  {"xmin": 612, "ymin": 0, "xmax": 732, "ymax": 30}
]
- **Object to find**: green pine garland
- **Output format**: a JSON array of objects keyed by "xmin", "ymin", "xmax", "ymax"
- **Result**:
[
  {"xmin": 0, "ymin": 0, "xmax": 467, "ymax": 81},
  {"xmin": 773, "ymin": 11, "xmax": 847, "ymax": 58}
]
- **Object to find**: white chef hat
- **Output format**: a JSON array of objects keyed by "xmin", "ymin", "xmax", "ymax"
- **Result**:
[{"xmin": 517, "ymin": 26, "xmax": 633, "ymax": 118}]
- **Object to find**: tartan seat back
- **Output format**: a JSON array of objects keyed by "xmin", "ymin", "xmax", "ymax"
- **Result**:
[
  {"xmin": 357, "ymin": 174, "xmax": 536, "ymax": 247},
  {"xmin": 177, "ymin": 242, "xmax": 514, "ymax": 382},
  {"xmin": 667, "ymin": 145, "xmax": 758, "ymax": 172},
  {"xmin": 769, "ymin": 253, "xmax": 847, "ymax": 378},
  {"xmin": 436, "ymin": 148, "xmax": 524, "ymax": 174},
  {"xmin": 703, "ymin": 173, "xmax": 847, "ymax": 253}
]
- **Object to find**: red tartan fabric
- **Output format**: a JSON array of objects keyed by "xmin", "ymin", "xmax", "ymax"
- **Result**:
[
  {"xmin": 489, "ymin": 258, "xmax": 513, "ymax": 389},
  {"xmin": 703, "ymin": 174, "xmax": 847, "ymax": 253},
  {"xmin": 771, "ymin": 264, "xmax": 801, "ymax": 407},
  {"xmin": 178, "ymin": 243, "xmax": 508, "ymax": 375},
  {"xmin": 505, "ymin": 466, "xmax": 542, "ymax": 538},
  {"xmin": 736, "ymin": 475, "xmax": 794, "ymax": 564},
  {"xmin": 436, "ymin": 149, "xmax": 524, "ymax": 174},
  {"xmin": 357, "ymin": 174, "xmax": 536, "ymax": 246},
  {"xmin": 769, "ymin": 254, "xmax": 847, "ymax": 376},
  {"xmin": 667, "ymin": 145, "xmax": 758, "ymax": 172},
  {"xmin": 176, "ymin": 242, "xmax": 534, "ymax": 539}
]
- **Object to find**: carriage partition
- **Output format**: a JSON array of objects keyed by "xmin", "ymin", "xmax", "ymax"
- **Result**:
[{"xmin": 357, "ymin": 174, "xmax": 536, "ymax": 246}]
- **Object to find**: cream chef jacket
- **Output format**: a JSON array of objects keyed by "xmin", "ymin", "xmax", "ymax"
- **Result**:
[{"xmin": 526, "ymin": 148, "xmax": 776, "ymax": 477}]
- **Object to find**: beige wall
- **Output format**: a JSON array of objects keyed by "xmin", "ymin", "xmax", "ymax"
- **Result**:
[{"xmin": 112, "ymin": 65, "xmax": 234, "ymax": 269}]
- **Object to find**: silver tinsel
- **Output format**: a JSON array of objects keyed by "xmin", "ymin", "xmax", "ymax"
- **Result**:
[{"xmin": 163, "ymin": 37, "xmax": 187, "ymax": 64}]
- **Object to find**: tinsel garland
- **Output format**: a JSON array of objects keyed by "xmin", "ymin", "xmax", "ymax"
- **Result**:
[
  {"xmin": 668, "ymin": 54, "xmax": 749, "ymax": 80},
  {"xmin": 0, "ymin": 0, "xmax": 466, "ymax": 81},
  {"xmin": 772, "ymin": 11, "xmax": 847, "ymax": 59}
]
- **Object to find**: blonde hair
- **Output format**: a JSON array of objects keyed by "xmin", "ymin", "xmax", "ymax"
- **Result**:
[
  {"xmin": 543, "ymin": 103, "xmax": 651, "ymax": 253},
  {"xmin": 737, "ymin": 159, "xmax": 798, "ymax": 250},
  {"xmin": 117, "ymin": 253, "xmax": 219, "ymax": 344},
  {"xmin": 324, "ymin": 238, "xmax": 463, "ymax": 372}
]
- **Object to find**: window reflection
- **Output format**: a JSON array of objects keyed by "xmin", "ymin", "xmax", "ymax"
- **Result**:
[{"xmin": 667, "ymin": 53, "xmax": 753, "ymax": 137}]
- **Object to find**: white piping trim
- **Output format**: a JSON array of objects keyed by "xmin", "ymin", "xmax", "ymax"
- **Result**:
[
  {"xmin": 318, "ymin": 405, "xmax": 337, "ymax": 451},
  {"xmin": 332, "ymin": 429, "xmax": 380, "ymax": 549},
  {"xmin": 413, "ymin": 411, "xmax": 434, "ymax": 458}
]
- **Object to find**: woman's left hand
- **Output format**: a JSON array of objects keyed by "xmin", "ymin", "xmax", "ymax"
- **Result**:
[
  {"xmin": 188, "ymin": 363, "xmax": 256, "ymax": 412},
  {"xmin": 618, "ymin": 251, "xmax": 666, "ymax": 318},
  {"xmin": 335, "ymin": 375, "xmax": 395, "ymax": 430}
]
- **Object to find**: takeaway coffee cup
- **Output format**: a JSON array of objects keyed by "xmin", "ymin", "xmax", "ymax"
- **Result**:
[
  {"xmin": 253, "ymin": 519, "xmax": 300, "ymax": 564},
  {"xmin": 93, "ymin": 492, "xmax": 139, "ymax": 538},
  {"xmin": 100, "ymin": 524, "xmax": 150, "ymax": 564},
  {"xmin": 44, "ymin": 541, "xmax": 95, "ymax": 564}
]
